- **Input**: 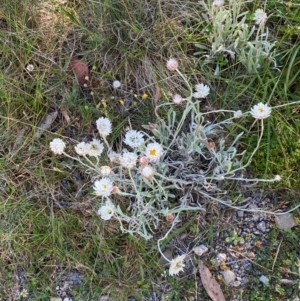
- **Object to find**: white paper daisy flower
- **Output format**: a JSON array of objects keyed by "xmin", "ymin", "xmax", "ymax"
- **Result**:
[
  {"xmin": 166, "ymin": 58, "xmax": 178, "ymax": 71},
  {"xmin": 274, "ymin": 175, "xmax": 281, "ymax": 181},
  {"xmin": 141, "ymin": 165, "xmax": 155, "ymax": 179},
  {"xmin": 250, "ymin": 103, "xmax": 271, "ymax": 119},
  {"xmin": 98, "ymin": 202, "xmax": 115, "ymax": 220},
  {"xmin": 26, "ymin": 64, "xmax": 34, "ymax": 72},
  {"xmin": 193, "ymin": 83, "xmax": 210, "ymax": 98},
  {"xmin": 120, "ymin": 152, "xmax": 138, "ymax": 169},
  {"xmin": 108, "ymin": 151, "xmax": 121, "ymax": 163},
  {"xmin": 86, "ymin": 139, "xmax": 104, "ymax": 157},
  {"xmin": 253, "ymin": 9, "xmax": 267, "ymax": 25},
  {"xmin": 124, "ymin": 130, "xmax": 144, "ymax": 148},
  {"xmin": 75, "ymin": 142, "xmax": 89, "ymax": 156},
  {"xmin": 169, "ymin": 254, "xmax": 186, "ymax": 276},
  {"xmin": 96, "ymin": 117, "xmax": 112, "ymax": 137},
  {"xmin": 50, "ymin": 138, "xmax": 66, "ymax": 155},
  {"xmin": 145, "ymin": 142, "xmax": 164, "ymax": 163},
  {"xmin": 213, "ymin": 0, "xmax": 224, "ymax": 7},
  {"xmin": 233, "ymin": 110, "xmax": 243, "ymax": 118},
  {"xmin": 94, "ymin": 178, "xmax": 113, "ymax": 197},
  {"xmin": 112, "ymin": 80, "xmax": 121, "ymax": 89}
]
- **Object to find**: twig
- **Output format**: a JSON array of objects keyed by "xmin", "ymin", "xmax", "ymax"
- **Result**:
[{"xmin": 272, "ymin": 238, "xmax": 283, "ymax": 272}]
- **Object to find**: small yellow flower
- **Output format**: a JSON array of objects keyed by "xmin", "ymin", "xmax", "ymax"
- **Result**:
[
  {"xmin": 142, "ymin": 92, "xmax": 148, "ymax": 99},
  {"xmin": 102, "ymin": 100, "xmax": 107, "ymax": 107},
  {"xmin": 84, "ymin": 76, "xmax": 89, "ymax": 81},
  {"xmin": 119, "ymin": 99, "xmax": 125, "ymax": 105},
  {"xmin": 83, "ymin": 83, "xmax": 88, "ymax": 87}
]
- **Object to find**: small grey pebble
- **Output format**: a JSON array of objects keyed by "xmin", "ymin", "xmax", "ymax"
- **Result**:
[
  {"xmin": 257, "ymin": 221, "xmax": 266, "ymax": 232},
  {"xmin": 237, "ymin": 211, "xmax": 244, "ymax": 218}
]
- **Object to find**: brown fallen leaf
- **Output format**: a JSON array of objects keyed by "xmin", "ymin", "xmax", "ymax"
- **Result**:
[
  {"xmin": 198, "ymin": 260, "xmax": 225, "ymax": 301},
  {"xmin": 70, "ymin": 58, "xmax": 89, "ymax": 85}
]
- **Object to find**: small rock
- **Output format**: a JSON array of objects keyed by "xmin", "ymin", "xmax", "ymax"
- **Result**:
[
  {"xmin": 237, "ymin": 211, "xmax": 244, "ymax": 218},
  {"xmin": 100, "ymin": 296, "xmax": 109, "ymax": 301},
  {"xmin": 259, "ymin": 275, "xmax": 269, "ymax": 285},
  {"xmin": 249, "ymin": 204, "xmax": 260, "ymax": 220},
  {"xmin": 257, "ymin": 221, "xmax": 266, "ymax": 232},
  {"xmin": 216, "ymin": 253, "xmax": 227, "ymax": 264},
  {"xmin": 244, "ymin": 242, "xmax": 252, "ymax": 249},
  {"xmin": 63, "ymin": 298, "xmax": 72, "ymax": 301},
  {"xmin": 50, "ymin": 298, "xmax": 62, "ymax": 301},
  {"xmin": 193, "ymin": 245, "xmax": 208, "ymax": 257},
  {"xmin": 232, "ymin": 214, "xmax": 237, "ymax": 222},
  {"xmin": 245, "ymin": 252, "xmax": 256, "ymax": 259},
  {"xmin": 275, "ymin": 213, "xmax": 296, "ymax": 231},
  {"xmin": 159, "ymin": 248, "xmax": 172, "ymax": 266},
  {"xmin": 221, "ymin": 270, "xmax": 236, "ymax": 285},
  {"xmin": 232, "ymin": 280, "xmax": 241, "ymax": 287}
]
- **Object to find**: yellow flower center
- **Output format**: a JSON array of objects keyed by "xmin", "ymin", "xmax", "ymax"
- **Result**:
[
  {"xmin": 150, "ymin": 149, "xmax": 157, "ymax": 156},
  {"xmin": 102, "ymin": 184, "xmax": 108, "ymax": 189},
  {"xmin": 258, "ymin": 108, "xmax": 265, "ymax": 113}
]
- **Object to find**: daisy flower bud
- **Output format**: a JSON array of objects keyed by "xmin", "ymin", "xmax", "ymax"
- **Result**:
[
  {"xmin": 166, "ymin": 214, "xmax": 175, "ymax": 222},
  {"xmin": 149, "ymin": 123, "xmax": 155, "ymax": 130},
  {"xmin": 166, "ymin": 58, "xmax": 178, "ymax": 71},
  {"xmin": 112, "ymin": 186, "xmax": 120, "ymax": 194},
  {"xmin": 139, "ymin": 156, "xmax": 149, "ymax": 166},
  {"xmin": 141, "ymin": 165, "xmax": 155, "ymax": 179},
  {"xmin": 100, "ymin": 166, "xmax": 112, "ymax": 177},
  {"xmin": 172, "ymin": 94, "xmax": 184, "ymax": 105},
  {"xmin": 207, "ymin": 141, "xmax": 215, "ymax": 149},
  {"xmin": 213, "ymin": 0, "xmax": 224, "ymax": 7}
]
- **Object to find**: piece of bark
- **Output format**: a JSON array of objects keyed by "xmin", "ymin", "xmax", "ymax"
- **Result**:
[
  {"xmin": 34, "ymin": 111, "xmax": 58, "ymax": 139},
  {"xmin": 60, "ymin": 105, "xmax": 70, "ymax": 123},
  {"xmin": 198, "ymin": 260, "xmax": 225, "ymax": 301},
  {"xmin": 154, "ymin": 85, "xmax": 161, "ymax": 104}
]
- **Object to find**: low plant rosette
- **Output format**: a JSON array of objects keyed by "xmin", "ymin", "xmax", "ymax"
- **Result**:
[{"xmin": 49, "ymin": 58, "xmax": 289, "ymax": 276}]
